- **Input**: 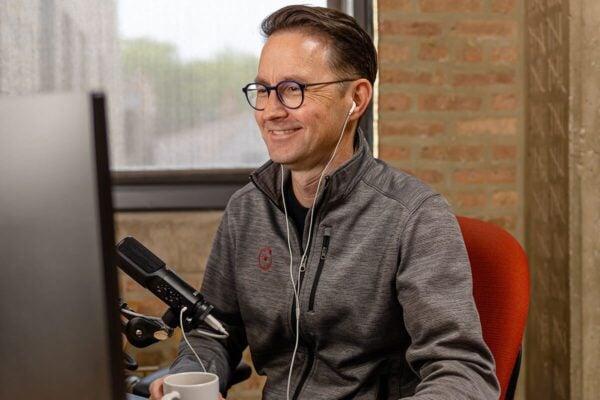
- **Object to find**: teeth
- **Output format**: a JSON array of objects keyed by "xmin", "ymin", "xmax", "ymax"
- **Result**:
[{"xmin": 272, "ymin": 129, "xmax": 297, "ymax": 135}]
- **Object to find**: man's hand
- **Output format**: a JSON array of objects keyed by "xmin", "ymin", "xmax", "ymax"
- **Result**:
[
  {"xmin": 148, "ymin": 375, "xmax": 167, "ymax": 400},
  {"xmin": 148, "ymin": 374, "xmax": 225, "ymax": 399}
]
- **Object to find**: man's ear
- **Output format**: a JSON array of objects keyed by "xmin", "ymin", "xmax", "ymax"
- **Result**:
[{"xmin": 349, "ymin": 79, "xmax": 373, "ymax": 121}]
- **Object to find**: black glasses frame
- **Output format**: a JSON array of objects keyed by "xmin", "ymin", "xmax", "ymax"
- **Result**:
[{"xmin": 242, "ymin": 79, "xmax": 356, "ymax": 111}]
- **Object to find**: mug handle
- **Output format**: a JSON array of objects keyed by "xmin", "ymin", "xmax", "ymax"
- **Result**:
[{"xmin": 161, "ymin": 391, "xmax": 181, "ymax": 400}]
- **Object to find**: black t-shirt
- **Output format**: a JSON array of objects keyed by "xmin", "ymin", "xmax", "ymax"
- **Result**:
[{"xmin": 284, "ymin": 180, "xmax": 309, "ymax": 241}]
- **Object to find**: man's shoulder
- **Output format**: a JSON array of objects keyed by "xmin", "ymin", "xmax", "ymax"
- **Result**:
[
  {"xmin": 227, "ymin": 181, "xmax": 262, "ymax": 206},
  {"xmin": 360, "ymin": 158, "xmax": 441, "ymax": 213},
  {"xmin": 224, "ymin": 178, "xmax": 278, "ymax": 219}
]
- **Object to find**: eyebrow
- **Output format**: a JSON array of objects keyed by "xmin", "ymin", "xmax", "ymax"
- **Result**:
[{"xmin": 253, "ymin": 75, "xmax": 309, "ymax": 85}]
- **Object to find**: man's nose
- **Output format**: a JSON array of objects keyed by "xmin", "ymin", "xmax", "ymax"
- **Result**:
[{"xmin": 262, "ymin": 90, "xmax": 287, "ymax": 118}]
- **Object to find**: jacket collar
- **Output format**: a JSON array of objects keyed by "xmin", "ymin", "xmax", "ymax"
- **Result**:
[{"xmin": 250, "ymin": 129, "xmax": 374, "ymax": 210}]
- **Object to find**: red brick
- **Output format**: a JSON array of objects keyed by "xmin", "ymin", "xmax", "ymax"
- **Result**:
[
  {"xmin": 380, "ymin": 20, "xmax": 443, "ymax": 37},
  {"xmin": 452, "ymin": 71, "xmax": 515, "ymax": 86},
  {"xmin": 182, "ymin": 273, "xmax": 202, "ymax": 290},
  {"xmin": 453, "ymin": 21, "xmax": 517, "ymax": 37},
  {"xmin": 456, "ymin": 117, "xmax": 517, "ymax": 135},
  {"xmin": 486, "ymin": 215, "xmax": 516, "ymax": 230},
  {"xmin": 456, "ymin": 192, "xmax": 487, "ymax": 208},
  {"xmin": 421, "ymin": 145, "xmax": 484, "ymax": 161},
  {"xmin": 379, "ymin": 42, "xmax": 411, "ymax": 63},
  {"xmin": 379, "ymin": 145, "xmax": 411, "ymax": 160},
  {"xmin": 406, "ymin": 169, "xmax": 445, "ymax": 184},
  {"xmin": 379, "ymin": 92, "xmax": 412, "ymax": 112},
  {"xmin": 460, "ymin": 44, "xmax": 484, "ymax": 63},
  {"xmin": 381, "ymin": 68, "xmax": 444, "ymax": 85},
  {"xmin": 492, "ymin": 145, "xmax": 518, "ymax": 160},
  {"xmin": 380, "ymin": 120, "xmax": 446, "ymax": 137},
  {"xmin": 491, "ymin": 0, "xmax": 516, "ymax": 14},
  {"xmin": 126, "ymin": 296, "xmax": 167, "ymax": 317},
  {"xmin": 491, "ymin": 46, "xmax": 518, "ymax": 63},
  {"xmin": 419, "ymin": 42, "xmax": 449, "ymax": 61},
  {"xmin": 419, "ymin": 94, "xmax": 482, "ymax": 111},
  {"xmin": 492, "ymin": 191, "xmax": 519, "ymax": 206},
  {"xmin": 120, "ymin": 274, "xmax": 144, "ymax": 293},
  {"xmin": 454, "ymin": 168, "xmax": 516, "ymax": 184},
  {"xmin": 419, "ymin": 0, "xmax": 481, "ymax": 13},
  {"xmin": 492, "ymin": 93, "xmax": 518, "ymax": 110},
  {"xmin": 379, "ymin": 0, "xmax": 412, "ymax": 12}
]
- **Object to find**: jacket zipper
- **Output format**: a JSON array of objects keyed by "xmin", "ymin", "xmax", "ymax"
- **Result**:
[
  {"xmin": 308, "ymin": 229, "xmax": 331, "ymax": 312},
  {"xmin": 290, "ymin": 239, "xmax": 313, "ymax": 400},
  {"xmin": 290, "ymin": 186, "xmax": 332, "ymax": 399},
  {"xmin": 251, "ymin": 174, "xmax": 325, "ymax": 399},
  {"xmin": 292, "ymin": 229, "xmax": 329, "ymax": 398},
  {"xmin": 290, "ymin": 222, "xmax": 308, "ymax": 338},
  {"xmin": 292, "ymin": 346, "xmax": 315, "ymax": 400}
]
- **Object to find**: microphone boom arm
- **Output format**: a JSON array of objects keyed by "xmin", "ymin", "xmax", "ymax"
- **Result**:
[{"xmin": 115, "ymin": 237, "xmax": 228, "ymax": 336}]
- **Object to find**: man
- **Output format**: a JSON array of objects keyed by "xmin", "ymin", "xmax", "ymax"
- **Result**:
[{"xmin": 150, "ymin": 5, "xmax": 500, "ymax": 399}]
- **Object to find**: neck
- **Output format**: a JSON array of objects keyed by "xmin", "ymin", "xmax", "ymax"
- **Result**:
[{"xmin": 289, "ymin": 137, "xmax": 354, "ymax": 208}]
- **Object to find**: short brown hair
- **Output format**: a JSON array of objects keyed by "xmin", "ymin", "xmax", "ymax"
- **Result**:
[{"xmin": 261, "ymin": 5, "xmax": 378, "ymax": 85}]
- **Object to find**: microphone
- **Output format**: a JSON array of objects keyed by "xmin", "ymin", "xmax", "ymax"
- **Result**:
[{"xmin": 115, "ymin": 236, "xmax": 227, "ymax": 335}]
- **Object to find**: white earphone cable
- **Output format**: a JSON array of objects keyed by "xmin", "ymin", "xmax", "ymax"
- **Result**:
[
  {"xmin": 180, "ymin": 306, "xmax": 207, "ymax": 372},
  {"xmin": 282, "ymin": 167, "xmax": 302, "ymax": 400},
  {"xmin": 284, "ymin": 103, "xmax": 355, "ymax": 400}
]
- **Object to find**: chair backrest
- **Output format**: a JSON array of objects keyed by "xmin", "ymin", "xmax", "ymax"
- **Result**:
[{"xmin": 456, "ymin": 216, "xmax": 529, "ymax": 400}]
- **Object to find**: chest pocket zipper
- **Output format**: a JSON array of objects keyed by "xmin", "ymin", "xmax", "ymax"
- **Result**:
[{"xmin": 308, "ymin": 228, "xmax": 331, "ymax": 312}]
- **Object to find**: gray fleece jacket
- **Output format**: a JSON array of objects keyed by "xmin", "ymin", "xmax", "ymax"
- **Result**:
[{"xmin": 170, "ymin": 133, "xmax": 500, "ymax": 399}]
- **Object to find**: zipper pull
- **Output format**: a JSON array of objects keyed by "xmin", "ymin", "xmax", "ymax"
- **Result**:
[
  {"xmin": 320, "ymin": 244, "xmax": 327, "ymax": 260},
  {"xmin": 299, "ymin": 258, "xmax": 306, "ymax": 273},
  {"xmin": 321, "ymin": 228, "xmax": 332, "ymax": 260}
]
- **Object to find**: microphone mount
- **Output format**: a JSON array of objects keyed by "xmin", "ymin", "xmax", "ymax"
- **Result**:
[
  {"xmin": 115, "ymin": 236, "xmax": 229, "ymax": 359},
  {"xmin": 119, "ymin": 299, "xmax": 174, "ymax": 350}
]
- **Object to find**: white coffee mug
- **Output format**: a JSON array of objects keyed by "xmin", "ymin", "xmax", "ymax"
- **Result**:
[{"xmin": 162, "ymin": 371, "xmax": 219, "ymax": 400}]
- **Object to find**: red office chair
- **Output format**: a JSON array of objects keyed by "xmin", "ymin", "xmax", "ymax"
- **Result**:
[{"xmin": 457, "ymin": 216, "xmax": 529, "ymax": 400}]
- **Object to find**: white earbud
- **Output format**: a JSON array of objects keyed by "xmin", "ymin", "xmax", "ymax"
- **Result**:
[{"xmin": 349, "ymin": 101, "xmax": 357, "ymax": 115}]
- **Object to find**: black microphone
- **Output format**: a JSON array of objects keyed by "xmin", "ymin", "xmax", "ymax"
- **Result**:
[{"xmin": 115, "ymin": 236, "xmax": 227, "ymax": 335}]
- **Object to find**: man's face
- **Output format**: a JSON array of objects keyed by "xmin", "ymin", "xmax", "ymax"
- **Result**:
[{"xmin": 255, "ymin": 31, "xmax": 354, "ymax": 172}]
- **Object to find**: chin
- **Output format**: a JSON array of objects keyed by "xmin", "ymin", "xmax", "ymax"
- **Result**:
[
  {"xmin": 267, "ymin": 149, "xmax": 295, "ymax": 165},
  {"xmin": 270, "ymin": 156, "xmax": 302, "ymax": 170},
  {"xmin": 270, "ymin": 157, "xmax": 293, "ymax": 166}
]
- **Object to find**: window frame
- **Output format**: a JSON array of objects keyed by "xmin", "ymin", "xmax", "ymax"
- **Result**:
[{"xmin": 112, "ymin": 0, "xmax": 374, "ymax": 211}]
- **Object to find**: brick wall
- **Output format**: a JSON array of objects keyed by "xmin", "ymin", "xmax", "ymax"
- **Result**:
[
  {"xmin": 116, "ymin": 211, "xmax": 265, "ymax": 399},
  {"xmin": 377, "ymin": 0, "xmax": 523, "ymax": 239}
]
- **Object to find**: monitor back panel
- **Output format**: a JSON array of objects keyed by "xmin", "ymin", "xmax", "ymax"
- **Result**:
[{"xmin": 0, "ymin": 93, "xmax": 124, "ymax": 399}]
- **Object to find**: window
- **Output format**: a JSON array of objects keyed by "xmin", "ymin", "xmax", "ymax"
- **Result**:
[
  {"xmin": 115, "ymin": 1, "xmax": 320, "ymax": 171},
  {"xmin": 0, "ymin": 0, "xmax": 373, "ymax": 209}
]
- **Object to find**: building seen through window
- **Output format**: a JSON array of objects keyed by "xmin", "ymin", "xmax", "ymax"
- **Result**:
[{"xmin": 0, "ymin": 0, "xmax": 327, "ymax": 171}]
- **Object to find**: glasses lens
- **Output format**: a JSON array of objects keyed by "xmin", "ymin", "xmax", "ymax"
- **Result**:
[
  {"xmin": 277, "ymin": 81, "xmax": 303, "ymax": 109},
  {"xmin": 245, "ymin": 83, "xmax": 268, "ymax": 110}
]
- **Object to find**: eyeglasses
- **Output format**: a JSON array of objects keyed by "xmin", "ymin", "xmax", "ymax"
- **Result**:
[{"xmin": 242, "ymin": 79, "xmax": 355, "ymax": 111}]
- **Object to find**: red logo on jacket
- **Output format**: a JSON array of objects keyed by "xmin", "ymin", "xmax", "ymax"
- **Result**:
[{"xmin": 258, "ymin": 247, "xmax": 273, "ymax": 271}]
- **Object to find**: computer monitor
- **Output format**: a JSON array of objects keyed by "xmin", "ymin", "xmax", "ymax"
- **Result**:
[{"xmin": 0, "ymin": 93, "xmax": 125, "ymax": 399}]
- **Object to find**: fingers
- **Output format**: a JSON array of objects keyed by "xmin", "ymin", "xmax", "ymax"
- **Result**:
[{"xmin": 148, "ymin": 375, "xmax": 168, "ymax": 400}]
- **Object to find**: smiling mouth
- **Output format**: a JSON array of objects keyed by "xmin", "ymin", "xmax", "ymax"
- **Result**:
[{"xmin": 270, "ymin": 128, "xmax": 301, "ymax": 136}]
